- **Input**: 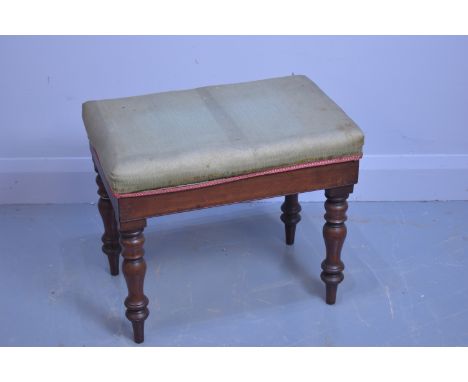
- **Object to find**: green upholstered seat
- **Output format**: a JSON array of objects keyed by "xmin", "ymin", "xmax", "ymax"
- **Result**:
[{"xmin": 83, "ymin": 75, "xmax": 364, "ymax": 195}]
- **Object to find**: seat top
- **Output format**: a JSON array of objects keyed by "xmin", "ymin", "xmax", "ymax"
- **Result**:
[{"xmin": 83, "ymin": 75, "xmax": 364, "ymax": 195}]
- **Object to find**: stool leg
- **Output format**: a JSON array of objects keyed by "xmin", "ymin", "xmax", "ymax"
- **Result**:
[
  {"xmin": 120, "ymin": 222, "xmax": 149, "ymax": 344},
  {"xmin": 321, "ymin": 185, "xmax": 353, "ymax": 304},
  {"xmin": 96, "ymin": 170, "xmax": 121, "ymax": 276},
  {"xmin": 280, "ymin": 194, "xmax": 302, "ymax": 245}
]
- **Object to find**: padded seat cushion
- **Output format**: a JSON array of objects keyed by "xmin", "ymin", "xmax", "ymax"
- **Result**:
[{"xmin": 83, "ymin": 75, "xmax": 364, "ymax": 195}]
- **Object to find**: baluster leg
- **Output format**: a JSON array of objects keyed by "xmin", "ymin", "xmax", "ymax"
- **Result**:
[
  {"xmin": 120, "ymin": 220, "xmax": 149, "ymax": 343},
  {"xmin": 321, "ymin": 185, "xmax": 353, "ymax": 304},
  {"xmin": 95, "ymin": 170, "xmax": 121, "ymax": 276},
  {"xmin": 280, "ymin": 194, "xmax": 302, "ymax": 245}
]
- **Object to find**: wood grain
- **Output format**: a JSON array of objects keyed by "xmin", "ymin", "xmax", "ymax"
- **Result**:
[
  {"xmin": 91, "ymin": 145, "xmax": 360, "ymax": 343},
  {"xmin": 120, "ymin": 221, "xmax": 149, "ymax": 344},
  {"xmin": 117, "ymin": 160, "xmax": 359, "ymax": 223},
  {"xmin": 280, "ymin": 194, "xmax": 302, "ymax": 245},
  {"xmin": 321, "ymin": 185, "xmax": 353, "ymax": 304},
  {"xmin": 95, "ymin": 170, "xmax": 121, "ymax": 276}
]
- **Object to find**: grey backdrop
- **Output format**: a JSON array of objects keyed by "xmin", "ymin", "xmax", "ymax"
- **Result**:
[{"xmin": 1, "ymin": 36, "xmax": 467, "ymax": 203}]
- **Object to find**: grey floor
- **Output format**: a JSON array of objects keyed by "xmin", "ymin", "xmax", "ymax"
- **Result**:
[{"xmin": 0, "ymin": 201, "xmax": 467, "ymax": 346}]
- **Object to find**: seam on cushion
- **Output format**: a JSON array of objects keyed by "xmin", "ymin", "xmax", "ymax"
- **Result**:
[{"xmin": 108, "ymin": 154, "xmax": 362, "ymax": 199}]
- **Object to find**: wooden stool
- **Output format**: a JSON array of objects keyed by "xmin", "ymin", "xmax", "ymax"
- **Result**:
[{"xmin": 83, "ymin": 75, "xmax": 364, "ymax": 343}]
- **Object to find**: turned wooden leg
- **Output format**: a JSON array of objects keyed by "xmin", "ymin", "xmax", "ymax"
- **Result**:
[
  {"xmin": 96, "ymin": 170, "xmax": 121, "ymax": 276},
  {"xmin": 321, "ymin": 185, "xmax": 353, "ymax": 304},
  {"xmin": 120, "ymin": 221, "xmax": 149, "ymax": 344},
  {"xmin": 280, "ymin": 194, "xmax": 302, "ymax": 245}
]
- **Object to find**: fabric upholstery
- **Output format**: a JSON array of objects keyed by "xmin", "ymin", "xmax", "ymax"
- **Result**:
[{"xmin": 83, "ymin": 75, "xmax": 364, "ymax": 194}]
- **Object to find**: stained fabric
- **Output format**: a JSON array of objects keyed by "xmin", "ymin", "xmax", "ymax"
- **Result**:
[{"xmin": 83, "ymin": 75, "xmax": 364, "ymax": 194}]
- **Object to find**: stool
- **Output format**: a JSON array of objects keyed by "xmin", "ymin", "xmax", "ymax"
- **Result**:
[{"xmin": 83, "ymin": 75, "xmax": 364, "ymax": 343}]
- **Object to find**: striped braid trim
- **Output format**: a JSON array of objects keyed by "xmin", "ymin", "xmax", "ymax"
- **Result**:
[{"xmin": 112, "ymin": 154, "xmax": 362, "ymax": 199}]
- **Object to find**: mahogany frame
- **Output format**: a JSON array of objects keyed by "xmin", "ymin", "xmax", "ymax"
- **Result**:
[{"xmin": 92, "ymin": 147, "xmax": 360, "ymax": 343}]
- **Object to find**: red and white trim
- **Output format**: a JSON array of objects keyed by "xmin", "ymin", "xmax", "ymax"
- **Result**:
[{"xmin": 109, "ymin": 154, "xmax": 362, "ymax": 199}]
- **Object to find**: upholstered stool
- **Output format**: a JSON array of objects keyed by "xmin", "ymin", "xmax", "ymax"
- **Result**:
[{"xmin": 83, "ymin": 75, "xmax": 364, "ymax": 343}]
